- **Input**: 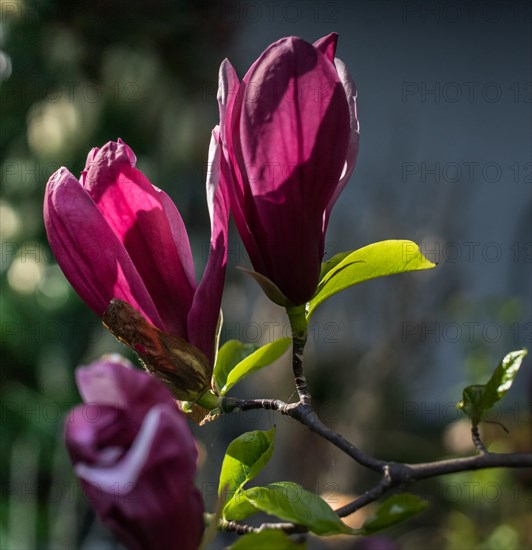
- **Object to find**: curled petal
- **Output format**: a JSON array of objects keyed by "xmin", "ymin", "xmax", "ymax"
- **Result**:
[
  {"xmin": 312, "ymin": 32, "xmax": 339, "ymax": 63},
  {"xmin": 76, "ymin": 355, "xmax": 174, "ymax": 413},
  {"xmin": 326, "ymin": 57, "xmax": 360, "ymax": 219},
  {"xmin": 71, "ymin": 404, "xmax": 202, "ymax": 550},
  {"xmin": 74, "ymin": 405, "xmax": 174, "ymax": 491},
  {"xmin": 220, "ymin": 60, "xmax": 269, "ymax": 279},
  {"xmin": 44, "ymin": 168, "xmax": 163, "ymax": 326},
  {"xmin": 188, "ymin": 130, "xmax": 230, "ymax": 362},
  {"xmin": 65, "ymin": 406, "xmax": 123, "ymax": 465},
  {"xmin": 81, "ymin": 141, "xmax": 196, "ymax": 336},
  {"xmin": 217, "ymin": 59, "xmax": 240, "ymax": 132},
  {"xmin": 65, "ymin": 359, "xmax": 203, "ymax": 550}
]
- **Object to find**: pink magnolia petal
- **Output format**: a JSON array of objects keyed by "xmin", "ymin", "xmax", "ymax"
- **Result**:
[
  {"xmin": 66, "ymin": 405, "xmax": 137, "ymax": 466},
  {"xmin": 82, "ymin": 140, "xmax": 136, "ymax": 191},
  {"xmin": 236, "ymin": 37, "xmax": 350, "ymax": 302},
  {"xmin": 117, "ymin": 137, "xmax": 137, "ymax": 164},
  {"xmin": 75, "ymin": 405, "xmax": 202, "ymax": 550},
  {"xmin": 65, "ymin": 359, "xmax": 203, "ymax": 550},
  {"xmin": 44, "ymin": 168, "xmax": 164, "ymax": 327},
  {"xmin": 158, "ymin": 191, "xmax": 196, "ymax": 289},
  {"xmin": 76, "ymin": 357, "xmax": 174, "ymax": 413},
  {"xmin": 217, "ymin": 59, "xmax": 266, "ymax": 273},
  {"xmin": 326, "ymin": 56, "xmax": 360, "ymax": 221},
  {"xmin": 220, "ymin": 65, "xmax": 270, "ymax": 278},
  {"xmin": 74, "ymin": 405, "xmax": 166, "ymax": 490},
  {"xmin": 81, "ymin": 141, "xmax": 196, "ymax": 336},
  {"xmin": 313, "ymin": 32, "xmax": 339, "ymax": 63},
  {"xmin": 239, "ymin": 36, "xmax": 349, "ymax": 207},
  {"xmin": 188, "ymin": 131, "xmax": 230, "ymax": 362},
  {"xmin": 217, "ymin": 58, "xmax": 240, "ymax": 132},
  {"xmin": 65, "ymin": 406, "xmax": 115, "ymax": 465}
]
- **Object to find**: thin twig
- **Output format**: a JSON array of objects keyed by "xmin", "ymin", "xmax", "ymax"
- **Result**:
[
  {"xmin": 221, "ymin": 519, "xmax": 306, "ymax": 535},
  {"xmin": 220, "ymin": 396, "xmax": 532, "ymax": 478},
  {"xmin": 220, "ymin": 397, "xmax": 384, "ymax": 471},
  {"xmin": 222, "ymin": 520, "xmax": 259, "ymax": 535},
  {"xmin": 471, "ymin": 425, "xmax": 488, "ymax": 454},
  {"xmin": 220, "ymin": 395, "xmax": 532, "ymax": 517},
  {"xmin": 333, "ymin": 452, "xmax": 532, "ymax": 518},
  {"xmin": 335, "ymin": 475, "xmax": 393, "ymax": 517},
  {"xmin": 220, "ymin": 397, "xmax": 296, "ymax": 414},
  {"xmin": 406, "ymin": 452, "xmax": 532, "ymax": 479},
  {"xmin": 289, "ymin": 403, "xmax": 385, "ymax": 472}
]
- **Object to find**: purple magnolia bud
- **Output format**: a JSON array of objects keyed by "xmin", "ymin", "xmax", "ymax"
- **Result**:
[
  {"xmin": 44, "ymin": 139, "xmax": 229, "ymax": 396},
  {"xmin": 217, "ymin": 33, "xmax": 359, "ymax": 305},
  {"xmin": 65, "ymin": 356, "xmax": 204, "ymax": 550}
]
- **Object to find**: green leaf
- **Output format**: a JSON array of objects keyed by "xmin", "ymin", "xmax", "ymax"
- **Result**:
[
  {"xmin": 243, "ymin": 482, "xmax": 353, "ymax": 536},
  {"xmin": 457, "ymin": 385, "xmax": 485, "ymax": 425},
  {"xmin": 237, "ymin": 266, "xmax": 291, "ymax": 306},
  {"xmin": 308, "ymin": 240, "xmax": 436, "ymax": 319},
  {"xmin": 213, "ymin": 340, "xmax": 259, "ymax": 394},
  {"xmin": 481, "ymin": 349, "xmax": 527, "ymax": 410},
  {"xmin": 362, "ymin": 493, "xmax": 429, "ymax": 534},
  {"xmin": 229, "ymin": 530, "xmax": 305, "ymax": 550},
  {"xmin": 458, "ymin": 349, "xmax": 528, "ymax": 425},
  {"xmin": 222, "ymin": 492, "xmax": 259, "ymax": 521},
  {"xmin": 219, "ymin": 338, "xmax": 292, "ymax": 395},
  {"xmin": 319, "ymin": 251, "xmax": 352, "ymax": 280},
  {"xmin": 219, "ymin": 428, "xmax": 275, "ymax": 503}
]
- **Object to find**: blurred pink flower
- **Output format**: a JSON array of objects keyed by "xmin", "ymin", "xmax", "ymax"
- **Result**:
[
  {"xmin": 65, "ymin": 356, "xmax": 204, "ymax": 550},
  {"xmin": 217, "ymin": 32, "xmax": 359, "ymax": 305}
]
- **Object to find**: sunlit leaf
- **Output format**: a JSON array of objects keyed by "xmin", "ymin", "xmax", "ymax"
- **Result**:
[
  {"xmin": 481, "ymin": 349, "xmax": 528, "ymax": 410},
  {"xmin": 219, "ymin": 428, "xmax": 275, "ymax": 513},
  {"xmin": 319, "ymin": 250, "xmax": 352, "ymax": 280},
  {"xmin": 213, "ymin": 340, "xmax": 259, "ymax": 394},
  {"xmin": 361, "ymin": 493, "xmax": 429, "ymax": 534},
  {"xmin": 220, "ymin": 338, "xmax": 291, "ymax": 395},
  {"xmin": 458, "ymin": 349, "xmax": 528, "ymax": 425},
  {"xmin": 222, "ymin": 492, "xmax": 259, "ymax": 521},
  {"xmin": 308, "ymin": 240, "xmax": 436, "ymax": 319},
  {"xmin": 457, "ymin": 385, "xmax": 485, "ymax": 425},
  {"xmin": 244, "ymin": 482, "xmax": 353, "ymax": 536}
]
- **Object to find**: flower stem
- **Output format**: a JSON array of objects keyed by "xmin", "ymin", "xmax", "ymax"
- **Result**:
[
  {"xmin": 287, "ymin": 305, "xmax": 311, "ymax": 405},
  {"xmin": 195, "ymin": 389, "xmax": 220, "ymax": 411},
  {"xmin": 471, "ymin": 424, "xmax": 488, "ymax": 454}
]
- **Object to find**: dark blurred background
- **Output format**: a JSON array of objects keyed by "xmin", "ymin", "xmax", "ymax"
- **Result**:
[{"xmin": 1, "ymin": 1, "xmax": 530, "ymax": 548}]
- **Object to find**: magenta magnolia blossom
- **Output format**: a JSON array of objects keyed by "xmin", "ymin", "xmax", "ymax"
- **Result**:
[
  {"xmin": 44, "ymin": 138, "xmax": 228, "ymax": 368},
  {"xmin": 217, "ymin": 32, "xmax": 359, "ymax": 305},
  {"xmin": 65, "ymin": 356, "xmax": 204, "ymax": 550}
]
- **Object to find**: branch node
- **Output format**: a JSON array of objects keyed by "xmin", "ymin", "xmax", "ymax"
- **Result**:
[{"xmin": 385, "ymin": 462, "xmax": 414, "ymax": 486}]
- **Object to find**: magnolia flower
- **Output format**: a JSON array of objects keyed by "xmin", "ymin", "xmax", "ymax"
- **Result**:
[
  {"xmin": 217, "ymin": 32, "xmax": 359, "ymax": 306},
  {"xmin": 65, "ymin": 356, "xmax": 204, "ymax": 550},
  {"xmin": 44, "ymin": 138, "xmax": 229, "ymax": 399}
]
